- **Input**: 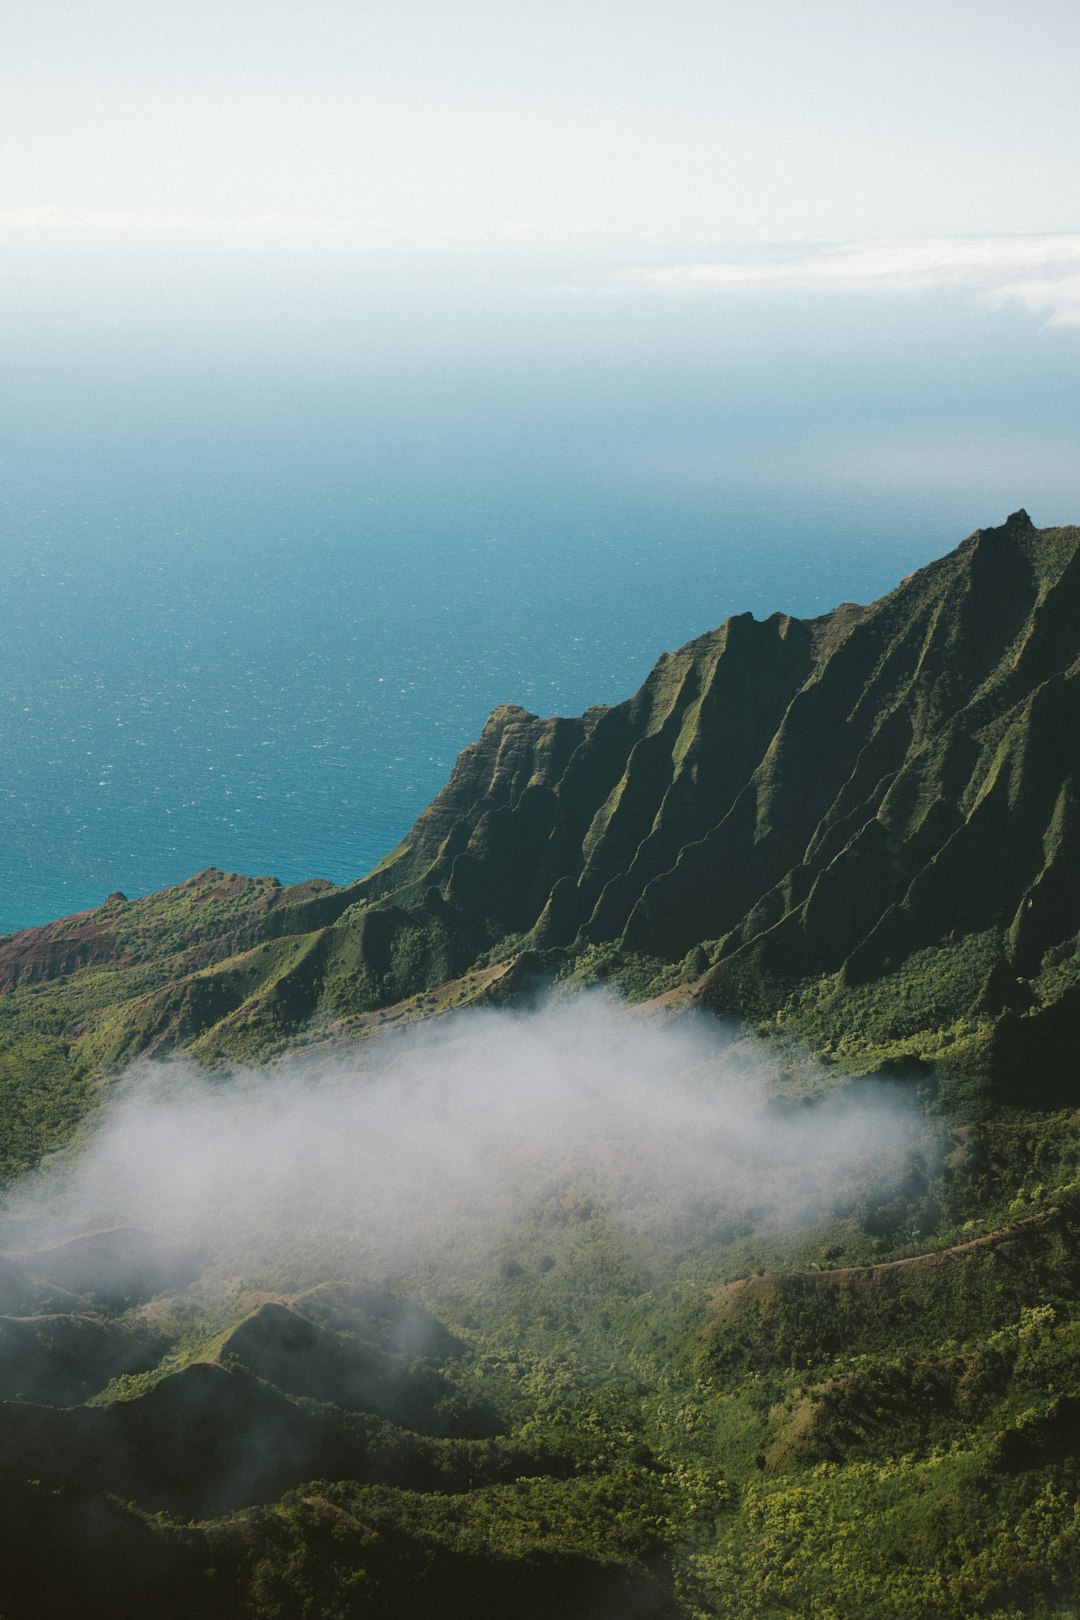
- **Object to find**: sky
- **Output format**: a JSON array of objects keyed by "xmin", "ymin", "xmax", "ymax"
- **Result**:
[
  {"xmin": 3, "ymin": 0, "xmax": 1079, "ymax": 297},
  {"xmin": 3, "ymin": 0, "xmax": 1078, "ymax": 559},
  {"xmin": 4, "ymin": 0, "xmax": 1078, "ymax": 526}
]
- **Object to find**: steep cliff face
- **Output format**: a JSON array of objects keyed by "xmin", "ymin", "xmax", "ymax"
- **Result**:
[
  {"xmin": 1, "ymin": 511, "xmax": 1078, "ymax": 1133},
  {"xmin": 331, "ymin": 511, "xmax": 1080, "ymax": 1053}
]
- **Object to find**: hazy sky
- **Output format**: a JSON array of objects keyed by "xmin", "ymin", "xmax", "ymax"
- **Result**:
[
  {"xmin": 4, "ymin": 1, "xmax": 1078, "ymax": 250},
  {"xmin": 0, "ymin": 0, "xmax": 1076, "ymax": 487},
  {"xmin": 3, "ymin": 1, "xmax": 1079, "ymax": 502}
]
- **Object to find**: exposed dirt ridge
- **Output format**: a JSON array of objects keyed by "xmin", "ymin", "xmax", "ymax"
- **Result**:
[{"xmin": 709, "ymin": 1203, "xmax": 1063, "ymax": 1322}]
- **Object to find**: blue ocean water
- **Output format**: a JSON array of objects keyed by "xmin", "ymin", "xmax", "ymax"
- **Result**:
[{"xmin": 3, "ymin": 288, "xmax": 1079, "ymax": 933}]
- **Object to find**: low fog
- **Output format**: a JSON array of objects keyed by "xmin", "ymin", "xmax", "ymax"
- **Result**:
[{"xmin": 1, "ymin": 994, "xmax": 924, "ymax": 1292}]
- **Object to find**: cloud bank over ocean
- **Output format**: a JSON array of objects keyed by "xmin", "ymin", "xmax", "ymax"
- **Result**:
[
  {"xmin": 565, "ymin": 234, "xmax": 1080, "ymax": 329},
  {"xmin": 7, "ymin": 211, "xmax": 1080, "ymax": 329}
]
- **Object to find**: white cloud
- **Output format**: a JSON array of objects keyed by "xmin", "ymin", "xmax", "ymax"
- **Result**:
[
  {"xmin": 10, "ymin": 994, "xmax": 918, "ymax": 1285},
  {"xmin": 7, "ymin": 214, "xmax": 1080, "ymax": 328},
  {"xmin": 570, "ymin": 235, "xmax": 1080, "ymax": 328},
  {"xmin": 982, "ymin": 272, "xmax": 1080, "ymax": 329}
]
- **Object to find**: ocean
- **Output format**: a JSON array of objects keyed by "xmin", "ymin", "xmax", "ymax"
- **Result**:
[{"xmin": 4, "ymin": 280, "xmax": 1079, "ymax": 933}]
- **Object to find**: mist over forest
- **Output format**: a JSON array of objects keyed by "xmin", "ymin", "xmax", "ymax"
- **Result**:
[{"xmin": 6, "ymin": 993, "xmax": 921, "ymax": 1288}]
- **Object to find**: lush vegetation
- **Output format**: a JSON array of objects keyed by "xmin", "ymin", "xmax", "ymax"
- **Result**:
[
  {"xmin": 2, "ymin": 511, "xmax": 1080, "ymax": 1615},
  {"xmin": 6, "ymin": 1113, "xmax": 1080, "ymax": 1616}
]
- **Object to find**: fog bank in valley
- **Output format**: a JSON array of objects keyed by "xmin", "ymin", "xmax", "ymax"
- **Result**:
[{"xmin": 2, "ymin": 994, "xmax": 924, "ymax": 1292}]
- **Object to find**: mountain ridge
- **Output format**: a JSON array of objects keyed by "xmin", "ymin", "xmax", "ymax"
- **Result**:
[{"xmin": 1, "ymin": 509, "xmax": 1078, "ymax": 1172}]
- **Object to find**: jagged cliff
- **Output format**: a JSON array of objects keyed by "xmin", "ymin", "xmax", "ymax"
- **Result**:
[
  {"xmin": 361, "ymin": 508, "xmax": 1079, "ymax": 988},
  {"xmin": 1, "ymin": 510, "xmax": 1078, "ymax": 1163}
]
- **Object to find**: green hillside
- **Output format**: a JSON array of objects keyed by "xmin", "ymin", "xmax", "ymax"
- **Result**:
[
  {"xmin": 3, "ymin": 510, "xmax": 1079, "ymax": 1139},
  {"xmin": 2, "ymin": 511, "xmax": 1080, "ymax": 1617}
]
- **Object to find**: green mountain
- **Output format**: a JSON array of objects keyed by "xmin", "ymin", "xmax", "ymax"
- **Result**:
[
  {"xmin": 2, "ymin": 509, "xmax": 1078, "ymax": 1156},
  {"xmin": 3, "ymin": 510, "xmax": 1080, "ymax": 1619}
]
